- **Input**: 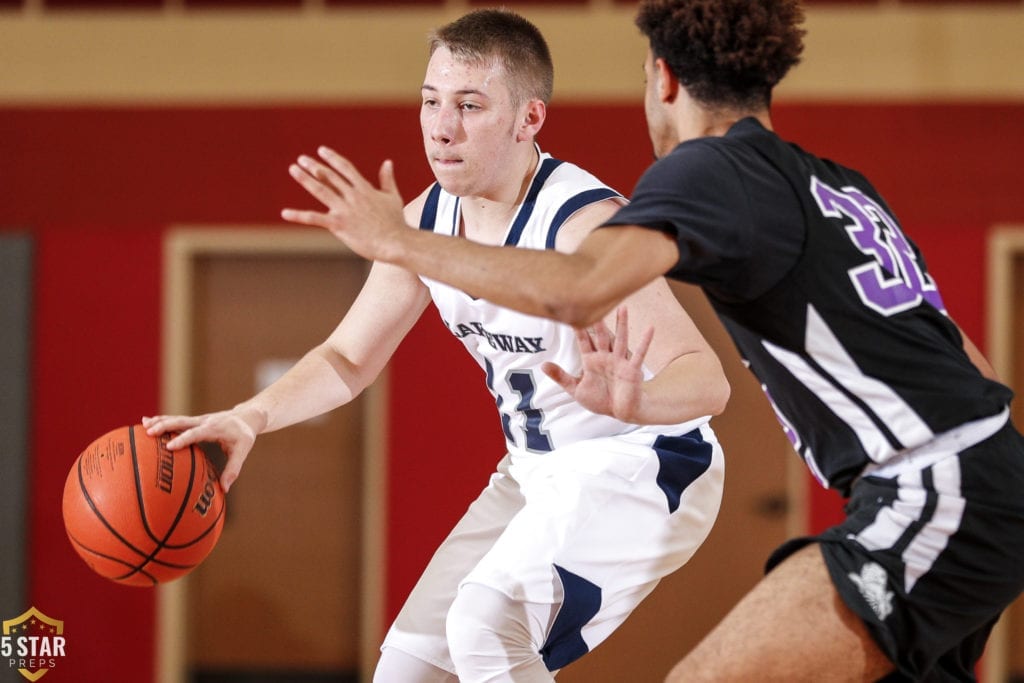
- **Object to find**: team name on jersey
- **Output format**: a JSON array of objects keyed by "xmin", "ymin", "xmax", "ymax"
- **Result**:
[{"xmin": 444, "ymin": 320, "xmax": 547, "ymax": 354}]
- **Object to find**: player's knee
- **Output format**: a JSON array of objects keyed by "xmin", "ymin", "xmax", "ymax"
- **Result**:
[
  {"xmin": 373, "ymin": 646, "xmax": 458, "ymax": 683},
  {"xmin": 445, "ymin": 583, "xmax": 514, "ymax": 662},
  {"xmin": 446, "ymin": 583, "xmax": 551, "ymax": 682}
]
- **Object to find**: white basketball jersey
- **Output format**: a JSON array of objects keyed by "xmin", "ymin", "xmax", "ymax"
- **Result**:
[{"xmin": 417, "ymin": 151, "xmax": 712, "ymax": 456}]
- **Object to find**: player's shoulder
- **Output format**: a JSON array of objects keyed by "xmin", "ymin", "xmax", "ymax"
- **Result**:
[
  {"xmin": 403, "ymin": 183, "xmax": 441, "ymax": 228},
  {"xmin": 535, "ymin": 154, "xmax": 626, "ymax": 252},
  {"xmin": 544, "ymin": 157, "xmax": 619, "ymax": 194},
  {"xmin": 552, "ymin": 196, "xmax": 627, "ymax": 253}
]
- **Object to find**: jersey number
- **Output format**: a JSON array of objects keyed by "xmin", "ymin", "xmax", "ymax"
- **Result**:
[
  {"xmin": 810, "ymin": 176, "xmax": 945, "ymax": 316},
  {"xmin": 485, "ymin": 360, "xmax": 553, "ymax": 453}
]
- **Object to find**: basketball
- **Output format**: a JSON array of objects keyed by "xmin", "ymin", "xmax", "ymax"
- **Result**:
[{"xmin": 62, "ymin": 424, "xmax": 226, "ymax": 587}]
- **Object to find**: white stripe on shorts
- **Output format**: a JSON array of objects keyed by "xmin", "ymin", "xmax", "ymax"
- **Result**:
[
  {"xmin": 900, "ymin": 456, "xmax": 965, "ymax": 592},
  {"xmin": 849, "ymin": 456, "xmax": 965, "ymax": 593}
]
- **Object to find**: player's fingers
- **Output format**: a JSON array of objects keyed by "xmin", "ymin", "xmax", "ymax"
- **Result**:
[
  {"xmin": 220, "ymin": 458, "xmax": 243, "ymax": 493},
  {"xmin": 298, "ymin": 154, "xmax": 350, "ymax": 196},
  {"xmin": 164, "ymin": 426, "xmax": 208, "ymax": 451},
  {"xmin": 219, "ymin": 441, "xmax": 255, "ymax": 493},
  {"xmin": 613, "ymin": 307, "xmax": 630, "ymax": 359},
  {"xmin": 589, "ymin": 320, "xmax": 613, "ymax": 351},
  {"xmin": 630, "ymin": 326, "xmax": 655, "ymax": 369},
  {"xmin": 574, "ymin": 325, "xmax": 596, "ymax": 353},
  {"xmin": 143, "ymin": 414, "xmax": 200, "ymax": 436},
  {"xmin": 379, "ymin": 159, "xmax": 399, "ymax": 195},
  {"xmin": 542, "ymin": 361, "xmax": 578, "ymax": 394},
  {"xmin": 288, "ymin": 162, "xmax": 344, "ymax": 210},
  {"xmin": 281, "ymin": 208, "xmax": 334, "ymax": 230},
  {"xmin": 318, "ymin": 146, "xmax": 371, "ymax": 191}
]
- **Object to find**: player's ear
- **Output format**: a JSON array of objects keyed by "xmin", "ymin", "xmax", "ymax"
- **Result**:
[
  {"xmin": 654, "ymin": 57, "xmax": 680, "ymax": 104},
  {"xmin": 516, "ymin": 99, "xmax": 546, "ymax": 142}
]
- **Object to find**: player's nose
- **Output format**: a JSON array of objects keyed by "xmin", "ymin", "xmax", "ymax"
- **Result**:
[{"xmin": 430, "ymin": 106, "xmax": 459, "ymax": 144}]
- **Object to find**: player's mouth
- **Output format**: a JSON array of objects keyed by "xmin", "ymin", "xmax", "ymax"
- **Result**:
[{"xmin": 433, "ymin": 156, "xmax": 464, "ymax": 167}]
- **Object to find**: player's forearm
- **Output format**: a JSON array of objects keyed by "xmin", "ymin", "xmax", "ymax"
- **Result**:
[
  {"xmin": 633, "ymin": 352, "xmax": 730, "ymax": 425},
  {"xmin": 385, "ymin": 228, "xmax": 620, "ymax": 327},
  {"xmin": 239, "ymin": 344, "xmax": 362, "ymax": 434}
]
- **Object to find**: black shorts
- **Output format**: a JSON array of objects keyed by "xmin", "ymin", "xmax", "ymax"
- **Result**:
[{"xmin": 767, "ymin": 422, "xmax": 1024, "ymax": 682}]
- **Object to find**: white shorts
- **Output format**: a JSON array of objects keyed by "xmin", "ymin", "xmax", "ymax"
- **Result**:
[{"xmin": 381, "ymin": 424, "xmax": 725, "ymax": 674}]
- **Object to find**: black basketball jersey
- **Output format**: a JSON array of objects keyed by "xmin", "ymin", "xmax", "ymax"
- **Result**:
[{"xmin": 605, "ymin": 117, "xmax": 1013, "ymax": 493}]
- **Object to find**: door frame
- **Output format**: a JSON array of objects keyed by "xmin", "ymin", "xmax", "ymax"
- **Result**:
[
  {"xmin": 984, "ymin": 225, "xmax": 1024, "ymax": 683},
  {"xmin": 155, "ymin": 227, "xmax": 387, "ymax": 683}
]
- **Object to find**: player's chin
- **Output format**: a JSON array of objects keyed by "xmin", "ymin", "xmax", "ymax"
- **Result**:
[{"xmin": 432, "ymin": 172, "xmax": 473, "ymax": 197}]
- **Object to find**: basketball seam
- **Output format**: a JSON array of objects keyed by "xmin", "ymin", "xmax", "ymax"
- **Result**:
[
  {"xmin": 161, "ymin": 497, "xmax": 226, "ymax": 549},
  {"xmin": 74, "ymin": 454, "xmax": 152, "ymax": 565},
  {"xmin": 122, "ymin": 425, "xmax": 200, "ymax": 581},
  {"xmin": 65, "ymin": 530, "xmax": 161, "ymax": 585}
]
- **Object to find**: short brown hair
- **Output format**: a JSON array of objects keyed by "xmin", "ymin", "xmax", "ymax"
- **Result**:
[
  {"xmin": 429, "ymin": 9, "xmax": 554, "ymax": 107},
  {"xmin": 636, "ymin": 0, "xmax": 805, "ymax": 110}
]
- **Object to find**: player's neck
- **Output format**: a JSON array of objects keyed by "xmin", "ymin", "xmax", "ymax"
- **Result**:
[
  {"xmin": 460, "ymin": 145, "xmax": 540, "ymax": 245},
  {"xmin": 675, "ymin": 94, "xmax": 772, "ymax": 142}
]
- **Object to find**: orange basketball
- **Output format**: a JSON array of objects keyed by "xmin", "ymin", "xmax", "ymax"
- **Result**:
[{"xmin": 62, "ymin": 424, "xmax": 226, "ymax": 586}]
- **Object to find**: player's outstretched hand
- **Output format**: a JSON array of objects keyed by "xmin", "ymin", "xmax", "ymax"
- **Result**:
[
  {"xmin": 543, "ymin": 307, "xmax": 654, "ymax": 423},
  {"xmin": 281, "ymin": 146, "xmax": 407, "ymax": 262},
  {"xmin": 141, "ymin": 407, "xmax": 265, "ymax": 493}
]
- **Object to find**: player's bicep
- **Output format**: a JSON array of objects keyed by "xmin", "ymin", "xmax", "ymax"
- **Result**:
[
  {"xmin": 613, "ymin": 276, "xmax": 711, "ymax": 375},
  {"xmin": 552, "ymin": 198, "xmax": 625, "ymax": 253},
  {"xmin": 565, "ymin": 225, "xmax": 681, "ymax": 324}
]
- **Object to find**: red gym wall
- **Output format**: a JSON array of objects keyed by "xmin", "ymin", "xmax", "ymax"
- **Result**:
[
  {"xmin": 4, "ymin": 101, "xmax": 1023, "ymax": 682},
  {"xmin": 3, "ymin": 2, "xmax": 1024, "ymax": 681}
]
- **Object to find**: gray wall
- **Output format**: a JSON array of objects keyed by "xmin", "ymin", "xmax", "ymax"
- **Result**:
[{"xmin": 0, "ymin": 233, "xmax": 32, "ymax": 617}]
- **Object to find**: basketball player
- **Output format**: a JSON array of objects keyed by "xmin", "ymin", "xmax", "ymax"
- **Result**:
[
  {"xmin": 145, "ymin": 9, "xmax": 730, "ymax": 683},
  {"xmin": 280, "ymin": 1, "xmax": 1024, "ymax": 681}
]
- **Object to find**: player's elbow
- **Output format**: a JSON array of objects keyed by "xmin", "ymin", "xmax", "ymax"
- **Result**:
[
  {"xmin": 542, "ymin": 296, "xmax": 611, "ymax": 328},
  {"xmin": 706, "ymin": 374, "xmax": 731, "ymax": 417},
  {"xmin": 701, "ymin": 354, "xmax": 732, "ymax": 417}
]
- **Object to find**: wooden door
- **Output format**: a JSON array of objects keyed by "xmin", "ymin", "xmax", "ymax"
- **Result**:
[
  {"xmin": 158, "ymin": 230, "xmax": 381, "ymax": 683},
  {"xmin": 988, "ymin": 229, "xmax": 1024, "ymax": 683}
]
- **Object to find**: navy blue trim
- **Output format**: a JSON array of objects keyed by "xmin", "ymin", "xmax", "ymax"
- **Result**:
[
  {"xmin": 545, "ymin": 188, "xmax": 622, "ymax": 249},
  {"xmin": 504, "ymin": 158, "xmax": 564, "ymax": 247},
  {"xmin": 451, "ymin": 197, "xmax": 461, "ymax": 236},
  {"xmin": 418, "ymin": 183, "xmax": 443, "ymax": 231},
  {"xmin": 540, "ymin": 565, "xmax": 602, "ymax": 671},
  {"xmin": 653, "ymin": 429, "xmax": 713, "ymax": 513}
]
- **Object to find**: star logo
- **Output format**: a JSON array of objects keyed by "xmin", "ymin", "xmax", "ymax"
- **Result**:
[{"xmin": 2, "ymin": 607, "xmax": 66, "ymax": 681}]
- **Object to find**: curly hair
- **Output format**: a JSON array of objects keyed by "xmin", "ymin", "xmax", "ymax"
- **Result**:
[
  {"xmin": 635, "ymin": 0, "xmax": 805, "ymax": 110},
  {"xmin": 429, "ymin": 9, "xmax": 554, "ymax": 107}
]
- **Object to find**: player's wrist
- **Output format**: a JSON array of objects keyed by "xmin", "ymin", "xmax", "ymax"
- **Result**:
[
  {"xmin": 232, "ymin": 400, "xmax": 269, "ymax": 436},
  {"xmin": 385, "ymin": 224, "xmax": 425, "ymax": 268}
]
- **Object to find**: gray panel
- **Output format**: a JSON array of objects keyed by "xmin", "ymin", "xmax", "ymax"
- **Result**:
[{"xmin": 0, "ymin": 233, "xmax": 32, "ymax": 618}]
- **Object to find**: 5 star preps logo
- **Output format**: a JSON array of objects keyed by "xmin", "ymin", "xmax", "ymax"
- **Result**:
[{"xmin": 2, "ymin": 607, "xmax": 66, "ymax": 681}]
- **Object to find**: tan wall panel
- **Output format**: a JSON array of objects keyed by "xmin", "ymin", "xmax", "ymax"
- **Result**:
[{"xmin": 0, "ymin": 4, "xmax": 1022, "ymax": 103}]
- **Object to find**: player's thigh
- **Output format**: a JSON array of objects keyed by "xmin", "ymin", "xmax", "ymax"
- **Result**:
[
  {"xmin": 667, "ymin": 543, "xmax": 893, "ymax": 683},
  {"xmin": 382, "ymin": 456, "xmax": 524, "ymax": 669},
  {"xmin": 460, "ymin": 431, "xmax": 724, "ymax": 668},
  {"xmin": 468, "ymin": 431, "xmax": 723, "ymax": 604}
]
